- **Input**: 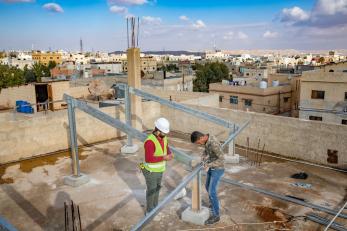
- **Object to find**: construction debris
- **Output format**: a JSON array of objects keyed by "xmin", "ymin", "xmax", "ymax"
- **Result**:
[{"xmin": 291, "ymin": 172, "xmax": 308, "ymax": 180}]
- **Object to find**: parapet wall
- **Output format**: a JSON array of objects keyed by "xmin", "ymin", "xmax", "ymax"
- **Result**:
[
  {"xmin": 162, "ymin": 104, "xmax": 347, "ymax": 167},
  {"xmin": 0, "ymin": 101, "xmax": 160, "ymax": 164}
]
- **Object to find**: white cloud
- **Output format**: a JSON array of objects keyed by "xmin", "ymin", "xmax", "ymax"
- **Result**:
[
  {"xmin": 2, "ymin": 0, "xmax": 34, "ymax": 2},
  {"xmin": 280, "ymin": 6, "xmax": 310, "ymax": 23},
  {"xmin": 192, "ymin": 20, "xmax": 206, "ymax": 29},
  {"xmin": 223, "ymin": 31, "xmax": 248, "ymax": 40},
  {"xmin": 236, "ymin": 31, "xmax": 248, "ymax": 39},
  {"xmin": 108, "ymin": 0, "xmax": 147, "ymax": 6},
  {"xmin": 279, "ymin": 0, "xmax": 347, "ymax": 27},
  {"xmin": 263, "ymin": 30, "xmax": 279, "ymax": 38},
  {"xmin": 42, "ymin": 3, "xmax": 64, "ymax": 13},
  {"xmin": 109, "ymin": 5, "xmax": 128, "ymax": 14},
  {"xmin": 223, "ymin": 32, "xmax": 234, "ymax": 40},
  {"xmin": 313, "ymin": 0, "xmax": 347, "ymax": 15},
  {"xmin": 142, "ymin": 16, "xmax": 162, "ymax": 25},
  {"xmin": 179, "ymin": 15, "xmax": 189, "ymax": 21}
]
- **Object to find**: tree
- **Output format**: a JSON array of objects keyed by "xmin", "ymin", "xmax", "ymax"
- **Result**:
[
  {"xmin": 32, "ymin": 62, "xmax": 49, "ymax": 82},
  {"xmin": 193, "ymin": 62, "xmax": 230, "ymax": 92},
  {"xmin": 0, "ymin": 65, "xmax": 25, "ymax": 90},
  {"xmin": 48, "ymin": 60, "xmax": 57, "ymax": 70},
  {"xmin": 23, "ymin": 65, "xmax": 36, "ymax": 83},
  {"xmin": 318, "ymin": 57, "xmax": 325, "ymax": 64}
]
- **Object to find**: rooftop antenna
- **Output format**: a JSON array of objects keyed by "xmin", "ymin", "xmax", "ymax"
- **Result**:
[
  {"xmin": 126, "ymin": 16, "xmax": 140, "ymax": 49},
  {"xmin": 80, "ymin": 37, "xmax": 83, "ymax": 54}
]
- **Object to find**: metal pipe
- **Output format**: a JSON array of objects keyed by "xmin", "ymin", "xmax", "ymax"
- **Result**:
[
  {"xmin": 124, "ymin": 84, "xmax": 133, "ymax": 146},
  {"xmin": 131, "ymin": 163, "xmax": 204, "ymax": 231},
  {"xmin": 234, "ymin": 146, "xmax": 347, "ymax": 174},
  {"xmin": 218, "ymin": 176, "xmax": 347, "ymax": 219},
  {"xmin": 221, "ymin": 120, "xmax": 250, "ymax": 149},
  {"xmin": 307, "ymin": 214, "xmax": 347, "ymax": 231},
  {"xmin": 63, "ymin": 94, "xmax": 192, "ymax": 166},
  {"xmin": 123, "ymin": 85, "xmax": 236, "ymax": 129},
  {"xmin": 67, "ymin": 98, "xmax": 80, "ymax": 177},
  {"xmin": 324, "ymin": 201, "xmax": 347, "ymax": 231}
]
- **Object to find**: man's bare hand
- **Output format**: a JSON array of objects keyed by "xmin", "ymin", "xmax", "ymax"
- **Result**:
[{"xmin": 163, "ymin": 154, "xmax": 173, "ymax": 161}]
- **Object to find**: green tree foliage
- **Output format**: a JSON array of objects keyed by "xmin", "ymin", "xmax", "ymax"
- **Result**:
[
  {"xmin": 32, "ymin": 62, "xmax": 50, "ymax": 82},
  {"xmin": 193, "ymin": 62, "xmax": 230, "ymax": 92},
  {"xmin": 48, "ymin": 60, "xmax": 57, "ymax": 70},
  {"xmin": 23, "ymin": 65, "xmax": 36, "ymax": 83},
  {"xmin": 0, "ymin": 65, "xmax": 25, "ymax": 90},
  {"xmin": 0, "ymin": 60, "xmax": 56, "ymax": 90}
]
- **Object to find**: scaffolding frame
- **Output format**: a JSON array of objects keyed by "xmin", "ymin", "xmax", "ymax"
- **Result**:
[{"xmin": 63, "ymin": 83, "xmax": 249, "ymax": 230}]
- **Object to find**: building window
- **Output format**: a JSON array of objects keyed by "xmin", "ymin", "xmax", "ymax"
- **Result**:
[
  {"xmin": 284, "ymin": 97, "xmax": 290, "ymax": 103},
  {"xmin": 345, "ymin": 92, "xmax": 347, "ymax": 101},
  {"xmin": 309, "ymin": 116, "xmax": 322, "ymax": 121},
  {"xmin": 311, "ymin": 90, "xmax": 325, "ymax": 99},
  {"xmin": 230, "ymin": 96, "xmax": 238, "ymax": 104},
  {"xmin": 219, "ymin": 96, "xmax": 224, "ymax": 102},
  {"xmin": 342, "ymin": 120, "xmax": 347, "ymax": 125},
  {"xmin": 244, "ymin": 99, "xmax": 252, "ymax": 107}
]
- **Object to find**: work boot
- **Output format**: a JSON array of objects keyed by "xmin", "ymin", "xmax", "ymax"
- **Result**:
[{"xmin": 204, "ymin": 215, "xmax": 220, "ymax": 225}]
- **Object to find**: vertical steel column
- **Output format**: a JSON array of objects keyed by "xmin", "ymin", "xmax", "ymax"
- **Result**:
[
  {"xmin": 191, "ymin": 169, "xmax": 202, "ymax": 212},
  {"xmin": 67, "ymin": 99, "xmax": 81, "ymax": 177},
  {"xmin": 228, "ymin": 124, "xmax": 236, "ymax": 156},
  {"xmin": 124, "ymin": 84, "xmax": 133, "ymax": 146}
]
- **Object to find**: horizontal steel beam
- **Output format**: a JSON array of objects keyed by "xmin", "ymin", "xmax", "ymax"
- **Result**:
[
  {"xmin": 131, "ymin": 163, "xmax": 204, "ymax": 231},
  {"xmin": 63, "ymin": 94, "xmax": 193, "ymax": 166},
  {"xmin": 217, "ymin": 175, "xmax": 347, "ymax": 219},
  {"xmin": 221, "ymin": 119, "xmax": 250, "ymax": 148},
  {"xmin": 307, "ymin": 214, "xmax": 347, "ymax": 231},
  {"xmin": 120, "ymin": 85, "xmax": 236, "ymax": 129}
]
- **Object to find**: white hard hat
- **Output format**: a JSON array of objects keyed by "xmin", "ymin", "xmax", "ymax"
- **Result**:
[{"xmin": 154, "ymin": 117, "xmax": 170, "ymax": 134}]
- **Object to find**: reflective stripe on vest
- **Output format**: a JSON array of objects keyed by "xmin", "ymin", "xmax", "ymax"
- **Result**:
[{"xmin": 144, "ymin": 134, "xmax": 168, "ymax": 173}]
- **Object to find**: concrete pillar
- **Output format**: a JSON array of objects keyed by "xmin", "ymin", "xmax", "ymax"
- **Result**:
[
  {"xmin": 121, "ymin": 48, "xmax": 142, "ymax": 154},
  {"xmin": 127, "ymin": 48, "xmax": 143, "ymax": 130},
  {"xmin": 182, "ymin": 161, "xmax": 209, "ymax": 225}
]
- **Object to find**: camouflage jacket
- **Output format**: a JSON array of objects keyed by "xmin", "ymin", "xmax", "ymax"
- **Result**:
[{"xmin": 202, "ymin": 135, "xmax": 225, "ymax": 169}]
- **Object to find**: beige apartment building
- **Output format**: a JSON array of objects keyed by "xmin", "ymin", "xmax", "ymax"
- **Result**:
[
  {"xmin": 299, "ymin": 62, "xmax": 347, "ymax": 125},
  {"xmin": 209, "ymin": 81, "xmax": 292, "ymax": 114},
  {"xmin": 32, "ymin": 51, "xmax": 63, "ymax": 65},
  {"xmin": 123, "ymin": 56, "xmax": 157, "ymax": 74}
]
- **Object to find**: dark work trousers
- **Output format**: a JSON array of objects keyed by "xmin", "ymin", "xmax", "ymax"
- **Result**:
[{"xmin": 142, "ymin": 168, "xmax": 163, "ymax": 213}]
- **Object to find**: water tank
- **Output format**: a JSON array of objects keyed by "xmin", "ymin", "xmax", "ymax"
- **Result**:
[
  {"xmin": 272, "ymin": 80, "xmax": 279, "ymax": 87},
  {"xmin": 259, "ymin": 81, "xmax": 268, "ymax": 89}
]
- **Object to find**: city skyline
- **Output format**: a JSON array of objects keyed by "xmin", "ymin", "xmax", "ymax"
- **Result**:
[{"xmin": 1, "ymin": 0, "xmax": 347, "ymax": 52}]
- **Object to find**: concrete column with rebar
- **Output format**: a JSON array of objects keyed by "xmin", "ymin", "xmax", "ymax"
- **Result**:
[{"xmin": 121, "ymin": 48, "xmax": 142, "ymax": 154}]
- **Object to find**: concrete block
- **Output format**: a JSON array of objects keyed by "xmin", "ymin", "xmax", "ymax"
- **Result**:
[
  {"xmin": 181, "ymin": 206, "xmax": 209, "ymax": 225},
  {"xmin": 64, "ymin": 173, "xmax": 90, "ymax": 187},
  {"xmin": 174, "ymin": 188, "xmax": 187, "ymax": 200},
  {"xmin": 224, "ymin": 154, "xmax": 240, "ymax": 164},
  {"xmin": 121, "ymin": 144, "xmax": 139, "ymax": 154}
]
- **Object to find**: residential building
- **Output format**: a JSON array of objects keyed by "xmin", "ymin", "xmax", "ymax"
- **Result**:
[
  {"xmin": 32, "ymin": 51, "xmax": 62, "ymax": 65},
  {"xmin": 123, "ymin": 56, "xmax": 157, "ymax": 73},
  {"xmin": 299, "ymin": 62, "xmax": 347, "ymax": 125},
  {"xmin": 209, "ymin": 79, "xmax": 292, "ymax": 115},
  {"xmin": 91, "ymin": 62, "xmax": 123, "ymax": 75}
]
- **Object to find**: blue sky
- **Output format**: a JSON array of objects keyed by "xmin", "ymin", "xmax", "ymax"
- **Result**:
[{"xmin": 1, "ymin": 0, "xmax": 347, "ymax": 51}]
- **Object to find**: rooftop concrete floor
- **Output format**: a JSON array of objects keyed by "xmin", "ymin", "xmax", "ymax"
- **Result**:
[{"xmin": 0, "ymin": 135, "xmax": 346, "ymax": 231}]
